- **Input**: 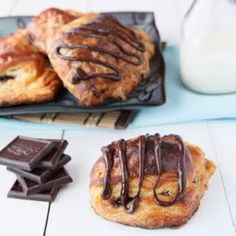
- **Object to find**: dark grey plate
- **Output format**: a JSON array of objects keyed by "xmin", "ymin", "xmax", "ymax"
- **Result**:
[{"xmin": 0, "ymin": 12, "xmax": 165, "ymax": 115}]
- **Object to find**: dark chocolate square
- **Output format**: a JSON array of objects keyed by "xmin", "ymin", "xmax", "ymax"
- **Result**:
[
  {"xmin": 0, "ymin": 136, "xmax": 55, "ymax": 171},
  {"xmin": 8, "ymin": 180, "xmax": 59, "ymax": 202},
  {"xmin": 17, "ymin": 168, "xmax": 73, "ymax": 195},
  {"xmin": 7, "ymin": 154, "xmax": 71, "ymax": 184},
  {"xmin": 38, "ymin": 139, "xmax": 68, "ymax": 169}
]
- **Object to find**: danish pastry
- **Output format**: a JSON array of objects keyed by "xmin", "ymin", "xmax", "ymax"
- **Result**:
[
  {"xmin": 89, "ymin": 134, "xmax": 216, "ymax": 228},
  {"xmin": 28, "ymin": 9, "xmax": 155, "ymax": 106},
  {"xmin": 27, "ymin": 8, "xmax": 83, "ymax": 54},
  {"xmin": 0, "ymin": 29, "xmax": 61, "ymax": 106}
]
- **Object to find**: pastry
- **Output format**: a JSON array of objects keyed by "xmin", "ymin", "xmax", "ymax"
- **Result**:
[
  {"xmin": 27, "ymin": 9, "xmax": 155, "ymax": 106},
  {"xmin": 27, "ymin": 8, "xmax": 83, "ymax": 54},
  {"xmin": 90, "ymin": 134, "xmax": 216, "ymax": 228},
  {"xmin": 0, "ymin": 29, "xmax": 61, "ymax": 106}
]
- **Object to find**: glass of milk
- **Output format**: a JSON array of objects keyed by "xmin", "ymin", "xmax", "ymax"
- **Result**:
[{"xmin": 180, "ymin": 0, "xmax": 236, "ymax": 94}]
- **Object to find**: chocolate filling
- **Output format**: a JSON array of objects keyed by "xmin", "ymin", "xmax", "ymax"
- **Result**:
[
  {"xmin": 56, "ymin": 14, "xmax": 145, "ymax": 83},
  {"xmin": 0, "ymin": 75, "xmax": 15, "ymax": 82},
  {"xmin": 101, "ymin": 134, "xmax": 187, "ymax": 213}
]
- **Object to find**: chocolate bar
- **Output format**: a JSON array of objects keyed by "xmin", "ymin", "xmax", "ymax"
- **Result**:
[
  {"xmin": 115, "ymin": 110, "xmax": 134, "ymax": 130},
  {"xmin": 1, "ymin": 135, "xmax": 73, "ymax": 203},
  {"xmin": 0, "ymin": 136, "xmax": 55, "ymax": 171},
  {"xmin": 38, "ymin": 139, "xmax": 68, "ymax": 169},
  {"xmin": 7, "ymin": 154, "xmax": 71, "ymax": 184},
  {"xmin": 8, "ymin": 180, "xmax": 59, "ymax": 202},
  {"xmin": 17, "ymin": 168, "xmax": 73, "ymax": 195}
]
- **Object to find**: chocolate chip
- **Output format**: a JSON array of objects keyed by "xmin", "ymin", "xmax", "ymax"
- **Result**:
[{"xmin": 0, "ymin": 75, "xmax": 15, "ymax": 83}]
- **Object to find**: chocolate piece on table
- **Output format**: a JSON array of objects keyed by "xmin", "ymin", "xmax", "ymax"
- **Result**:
[
  {"xmin": 38, "ymin": 139, "xmax": 68, "ymax": 169},
  {"xmin": 0, "ymin": 136, "xmax": 55, "ymax": 171},
  {"xmin": 17, "ymin": 168, "xmax": 72, "ymax": 195},
  {"xmin": 8, "ymin": 180, "xmax": 59, "ymax": 202},
  {"xmin": 115, "ymin": 111, "xmax": 134, "ymax": 130},
  {"xmin": 7, "ymin": 154, "xmax": 71, "ymax": 184}
]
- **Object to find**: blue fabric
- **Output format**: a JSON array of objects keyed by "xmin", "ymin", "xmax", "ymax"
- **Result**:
[
  {"xmin": 130, "ymin": 46, "xmax": 236, "ymax": 128},
  {"xmin": 0, "ymin": 46, "xmax": 236, "ymax": 130}
]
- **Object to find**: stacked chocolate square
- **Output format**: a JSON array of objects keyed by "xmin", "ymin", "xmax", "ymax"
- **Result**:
[{"xmin": 0, "ymin": 136, "xmax": 73, "ymax": 202}]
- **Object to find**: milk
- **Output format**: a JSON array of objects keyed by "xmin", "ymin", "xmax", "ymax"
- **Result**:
[{"xmin": 180, "ymin": 31, "xmax": 236, "ymax": 94}]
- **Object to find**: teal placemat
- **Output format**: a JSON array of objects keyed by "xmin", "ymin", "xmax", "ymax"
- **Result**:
[{"xmin": 130, "ymin": 46, "xmax": 236, "ymax": 128}]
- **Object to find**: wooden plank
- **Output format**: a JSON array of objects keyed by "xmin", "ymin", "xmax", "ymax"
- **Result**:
[
  {"xmin": 97, "ymin": 112, "xmax": 121, "ymax": 129},
  {"xmin": 208, "ymin": 120, "xmax": 236, "ymax": 231},
  {"xmin": 45, "ymin": 122, "xmax": 235, "ymax": 236},
  {"xmin": 53, "ymin": 113, "xmax": 88, "ymax": 126},
  {"xmin": 5, "ymin": 111, "xmax": 133, "ymax": 129},
  {"xmin": 0, "ymin": 127, "xmax": 63, "ymax": 236}
]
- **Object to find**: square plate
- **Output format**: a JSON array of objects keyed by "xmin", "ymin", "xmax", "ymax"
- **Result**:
[{"xmin": 0, "ymin": 12, "xmax": 165, "ymax": 115}]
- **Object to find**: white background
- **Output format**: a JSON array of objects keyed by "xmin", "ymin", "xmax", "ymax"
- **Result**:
[
  {"xmin": 0, "ymin": 0, "xmax": 195, "ymax": 44},
  {"xmin": 0, "ymin": 1, "xmax": 236, "ymax": 236}
]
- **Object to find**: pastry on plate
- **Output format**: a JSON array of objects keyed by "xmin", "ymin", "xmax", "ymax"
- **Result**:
[
  {"xmin": 27, "ymin": 8, "xmax": 84, "ymax": 54},
  {"xmin": 0, "ymin": 29, "xmax": 61, "ymax": 106},
  {"xmin": 27, "ymin": 9, "xmax": 155, "ymax": 106},
  {"xmin": 89, "ymin": 134, "xmax": 216, "ymax": 228}
]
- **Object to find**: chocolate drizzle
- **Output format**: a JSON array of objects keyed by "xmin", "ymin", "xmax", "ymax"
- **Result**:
[
  {"xmin": 101, "ymin": 134, "xmax": 187, "ymax": 213},
  {"xmin": 153, "ymin": 135, "xmax": 187, "ymax": 206},
  {"xmin": 101, "ymin": 146, "xmax": 114, "ymax": 199},
  {"xmin": 0, "ymin": 75, "xmax": 14, "ymax": 83},
  {"xmin": 55, "ymin": 14, "xmax": 145, "ymax": 83}
]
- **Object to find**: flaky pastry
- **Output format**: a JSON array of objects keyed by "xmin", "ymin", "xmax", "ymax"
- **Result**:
[
  {"xmin": 27, "ymin": 9, "xmax": 155, "ymax": 106},
  {"xmin": 90, "ymin": 134, "xmax": 216, "ymax": 228},
  {"xmin": 0, "ymin": 29, "xmax": 61, "ymax": 106},
  {"xmin": 27, "ymin": 8, "xmax": 82, "ymax": 54}
]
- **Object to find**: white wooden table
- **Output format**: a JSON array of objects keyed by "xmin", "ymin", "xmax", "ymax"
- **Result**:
[{"xmin": 0, "ymin": 1, "xmax": 236, "ymax": 236}]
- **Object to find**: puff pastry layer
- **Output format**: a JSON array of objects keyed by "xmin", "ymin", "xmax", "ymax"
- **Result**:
[{"xmin": 0, "ymin": 29, "xmax": 61, "ymax": 106}]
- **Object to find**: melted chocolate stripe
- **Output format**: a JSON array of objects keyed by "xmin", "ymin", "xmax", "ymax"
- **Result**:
[
  {"xmin": 101, "ymin": 15, "xmax": 145, "ymax": 51},
  {"xmin": 57, "ymin": 43, "xmax": 142, "ymax": 66},
  {"xmin": 101, "ymin": 134, "xmax": 187, "ymax": 214},
  {"xmin": 64, "ymin": 29, "xmax": 133, "ymax": 55},
  {"xmin": 74, "ymin": 25, "xmax": 145, "ymax": 52},
  {"xmin": 101, "ymin": 146, "xmax": 114, "ymax": 199},
  {"xmin": 56, "ymin": 46, "xmax": 121, "ymax": 82},
  {"xmin": 113, "ymin": 139, "xmax": 131, "ymax": 210},
  {"xmin": 55, "ymin": 14, "xmax": 145, "ymax": 83},
  {"xmin": 153, "ymin": 135, "xmax": 186, "ymax": 206},
  {"xmin": 125, "ymin": 136, "xmax": 146, "ymax": 213},
  {"xmin": 154, "ymin": 136, "xmax": 187, "ymax": 206}
]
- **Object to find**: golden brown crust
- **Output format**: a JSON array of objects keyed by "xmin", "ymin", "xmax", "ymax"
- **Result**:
[
  {"xmin": 27, "ymin": 8, "xmax": 79, "ymax": 54},
  {"xmin": 0, "ymin": 29, "xmax": 61, "ymax": 106},
  {"xmin": 89, "ymin": 136, "xmax": 216, "ymax": 229},
  {"xmin": 46, "ymin": 14, "xmax": 155, "ymax": 106}
]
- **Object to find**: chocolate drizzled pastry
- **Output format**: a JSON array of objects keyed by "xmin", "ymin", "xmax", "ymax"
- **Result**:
[
  {"xmin": 56, "ymin": 14, "xmax": 145, "ymax": 83},
  {"xmin": 90, "ymin": 133, "xmax": 216, "ymax": 228},
  {"xmin": 41, "ymin": 11, "xmax": 155, "ymax": 106},
  {"xmin": 101, "ymin": 134, "xmax": 187, "ymax": 213}
]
